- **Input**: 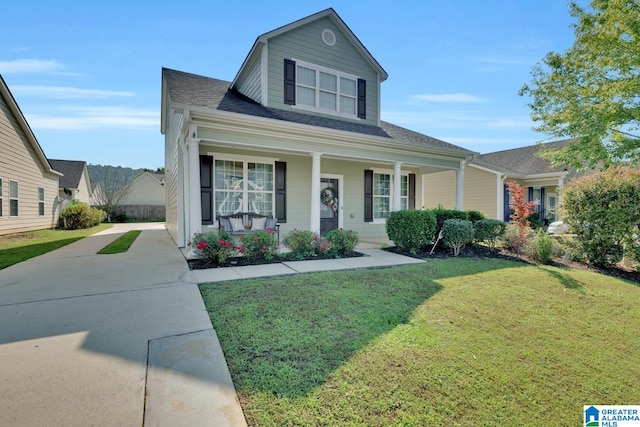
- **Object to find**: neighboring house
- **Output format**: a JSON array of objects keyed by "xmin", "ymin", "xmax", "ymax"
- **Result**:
[
  {"xmin": 161, "ymin": 8, "xmax": 475, "ymax": 247},
  {"xmin": 424, "ymin": 139, "xmax": 576, "ymax": 223},
  {"xmin": 48, "ymin": 159, "xmax": 93, "ymax": 206},
  {"xmin": 119, "ymin": 172, "xmax": 166, "ymax": 220},
  {"xmin": 0, "ymin": 75, "xmax": 61, "ymax": 236}
]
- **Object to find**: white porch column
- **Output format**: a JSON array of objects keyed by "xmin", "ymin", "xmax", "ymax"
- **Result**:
[
  {"xmin": 393, "ymin": 162, "xmax": 402, "ymax": 211},
  {"xmin": 310, "ymin": 153, "xmax": 322, "ymax": 234},
  {"xmin": 187, "ymin": 137, "xmax": 202, "ymax": 239},
  {"xmin": 455, "ymin": 161, "xmax": 465, "ymax": 211}
]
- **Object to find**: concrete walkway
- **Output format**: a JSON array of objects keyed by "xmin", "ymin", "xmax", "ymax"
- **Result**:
[{"xmin": 0, "ymin": 224, "xmax": 422, "ymax": 426}]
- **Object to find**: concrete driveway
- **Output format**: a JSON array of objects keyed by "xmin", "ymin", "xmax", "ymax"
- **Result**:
[{"xmin": 0, "ymin": 223, "xmax": 246, "ymax": 426}]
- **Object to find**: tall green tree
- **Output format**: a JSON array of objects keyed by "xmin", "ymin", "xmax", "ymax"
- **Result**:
[{"xmin": 519, "ymin": 0, "xmax": 640, "ymax": 169}]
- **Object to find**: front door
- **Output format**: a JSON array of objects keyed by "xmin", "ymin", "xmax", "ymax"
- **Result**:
[{"xmin": 320, "ymin": 178, "xmax": 339, "ymax": 236}]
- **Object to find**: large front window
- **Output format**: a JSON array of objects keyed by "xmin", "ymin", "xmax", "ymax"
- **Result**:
[
  {"xmin": 373, "ymin": 172, "xmax": 408, "ymax": 220},
  {"xmin": 214, "ymin": 160, "xmax": 274, "ymax": 217},
  {"xmin": 295, "ymin": 60, "xmax": 358, "ymax": 118}
]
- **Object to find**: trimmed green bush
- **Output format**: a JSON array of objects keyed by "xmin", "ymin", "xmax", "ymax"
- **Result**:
[
  {"xmin": 60, "ymin": 200, "xmax": 106, "ymax": 230},
  {"xmin": 325, "ymin": 228, "xmax": 359, "ymax": 256},
  {"xmin": 474, "ymin": 219, "xmax": 506, "ymax": 249},
  {"xmin": 466, "ymin": 210, "xmax": 487, "ymax": 223},
  {"xmin": 240, "ymin": 229, "xmax": 279, "ymax": 261},
  {"xmin": 442, "ymin": 219, "xmax": 474, "ymax": 256},
  {"xmin": 283, "ymin": 229, "xmax": 317, "ymax": 259},
  {"xmin": 431, "ymin": 207, "xmax": 469, "ymax": 236},
  {"xmin": 386, "ymin": 210, "xmax": 436, "ymax": 253},
  {"xmin": 526, "ymin": 229, "xmax": 560, "ymax": 264}
]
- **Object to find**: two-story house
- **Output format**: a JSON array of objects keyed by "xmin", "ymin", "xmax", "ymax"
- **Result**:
[{"xmin": 161, "ymin": 8, "xmax": 475, "ymax": 247}]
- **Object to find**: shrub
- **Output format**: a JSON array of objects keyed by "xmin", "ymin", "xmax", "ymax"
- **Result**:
[
  {"xmin": 474, "ymin": 219, "xmax": 506, "ymax": 249},
  {"xmin": 60, "ymin": 200, "xmax": 106, "ymax": 230},
  {"xmin": 114, "ymin": 212, "xmax": 127, "ymax": 223},
  {"xmin": 283, "ymin": 229, "xmax": 317, "ymax": 259},
  {"xmin": 386, "ymin": 210, "xmax": 436, "ymax": 253},
  {"xmin": 240, "ymin": 229, "xmax": 278, "ymax": 261},
  {"xmin": 526, "ymin": 229, "xmax": 560, "ymax": 264},
  {"xmin": 562, "ymin": 166, "xmax": 640, "ymax": 267},
  {"xmin": 431, "ymin": 207, "xmax": 469, "ymax": 236},
  {"xmin": 325, "ymin": 228, "xmax": 359, "ymax": 256},
  {"xmin": 502, "ymin": 223, "xmax": 532, "ymax": 254},
  {"xmin": 466, "ymin": 210, "xmax": 486, "ymax": 223},
  {"xmin": 190, "ymin": 231, "xmax": 237, "ymax": 265},
  {"xmin": 442, "ymin": 219, "xmax": 474, "ymax": 256}
]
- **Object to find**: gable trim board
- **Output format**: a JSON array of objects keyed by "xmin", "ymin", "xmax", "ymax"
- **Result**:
[{"xmin": 161, "ymin": 9, "xmax": 475, "ymax": 247}]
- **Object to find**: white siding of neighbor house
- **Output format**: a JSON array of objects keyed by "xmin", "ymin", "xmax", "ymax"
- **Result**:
[
  {"xmin": 122, "ymin": 172, "xmax": 165, "ymax": 205},
  {"xmin": 266, "ymin": 16, "xmax": 380, "ymax": 127},
  {"xmin": 0, "ymin": 89, "xmax": 59, "ymax": 235},
  {"xmin": 74, "ymin": 167, "xmax": 92, "ymax": 205}
]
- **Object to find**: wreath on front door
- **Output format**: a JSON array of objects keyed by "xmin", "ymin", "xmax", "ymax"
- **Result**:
[{"xmin": 320, "ymin": 187, "xmax": 339, "ymax": 216}]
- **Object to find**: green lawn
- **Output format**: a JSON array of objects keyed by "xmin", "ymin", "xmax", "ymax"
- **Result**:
[
  {"xmin": 97, "ymin": 230, "xmax": 141, "ymax": 254},
  {"xmin": 0, "ymin": 224, "xmax": 112, "ymax": 269},
  {"xmin": 200, "ymin": 258, "xmax": 640, "ymax": 427}
]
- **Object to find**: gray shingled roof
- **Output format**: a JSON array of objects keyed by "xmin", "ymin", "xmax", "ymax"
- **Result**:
[
  {"xmin": 471, "ymin": 139, "xmax": 575, "ymax": 176},
  {"xmin": 49, "ymin": 159, "xmax": 87, "ymax": 189},
  {"xmin": 162, "ymin": 68, "xmax": 473, "ymax": 155}
]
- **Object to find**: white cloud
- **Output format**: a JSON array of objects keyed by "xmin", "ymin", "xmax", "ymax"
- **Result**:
[
  {"xmin": 413, "ymin": 93, "xmax": 488, "ymax": 103},
  {"xmin": 12, "ymin": 85, "xmax": 135, "ymax": 99},
  {"xmin": 0, "ymin": 59, "xmax": 67, "ymax": 74},
  {"xmin": 26, "ymin": 106, "xmax": 158, "ymax": 130}
]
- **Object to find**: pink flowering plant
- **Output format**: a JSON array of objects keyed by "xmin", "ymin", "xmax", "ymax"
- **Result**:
[
  {"xmin": 190, "ymin": 231, "xmax": 237, "ymax": 265},
  {"xmin": 282, "ymin": 229, "xmax": 317, "ymax": 259},
  {"xmin": 239, "ymin": 228, "xmax": 278, "ymax": 261}
]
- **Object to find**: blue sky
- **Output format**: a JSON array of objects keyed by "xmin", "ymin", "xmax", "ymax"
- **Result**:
[{"xmin": 1, "ymin": 1, "xmax": 581, "ymax": 169}]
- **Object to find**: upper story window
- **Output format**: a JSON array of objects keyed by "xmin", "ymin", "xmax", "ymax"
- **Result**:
[{"xmin": 284, "ymin": 59, "xmax": 366, "ymax": 120}]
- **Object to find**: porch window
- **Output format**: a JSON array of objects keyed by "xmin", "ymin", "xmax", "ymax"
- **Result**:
[
  {"xmin": 214, "ymin": 160, "xmax": 274, "ymax": 217},
  {"xmin": 9, "ymin": 180, "xmax": 18, "ymax": 216},
  {"xmin": 38, "ymin": 187, "xmax": 45, "ymax": 216},
  {"xmin": 373, "ymin": 172, "xmax": 408, "ymax": 220}
]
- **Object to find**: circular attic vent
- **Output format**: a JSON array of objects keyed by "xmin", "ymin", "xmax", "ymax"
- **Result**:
[{"xmin": 322, "ymin": 29, "xmax": 336, "ymax": 46}]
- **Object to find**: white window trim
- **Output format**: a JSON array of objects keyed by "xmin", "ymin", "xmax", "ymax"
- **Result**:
[
  {"xmin": 9, "ymin": 179, "xmax": 18, "ymax": 217},
  {"xmin": 208, "ymin": 153, "xmax": 278, "ymax": 220},
  {"xmin": 38, "ymin": 186, "xmax": 45, "ymax": 216},
  {"xmin": 291, "ymin": 58, "xmax": 361, "ymax": 120},
  {"xmin": 371, "ymin": 169, "xmax": 409, "ymax": 224}
]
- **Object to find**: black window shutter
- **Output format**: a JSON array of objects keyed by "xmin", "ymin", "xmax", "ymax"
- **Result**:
[
  {"xmin": 528, "ymin": 187, "xmax": 534, "ymax": 202},
  {"xmin": 200, "ymin": 155, "xmax": 213, "ymax": 225},
  {"xmin": 284, "ymin": 59, "xmax": 296, "ymax": 105},
  {"xmin": 364, "ymin": 169, "xmax": 373, "ymax": 222},
  {"xmin": 275, "ymin": 161, "xmax": 287, "ymax": 223},
  {"xmin": 357, "ymin": 78, "xmax": 366, "ymax": 119},
  {"xmin": 408, "ymin": 173, "xmax": 416, "ymax": 210},
  {"xmin": 540, "ymin": 187, "xmax": 545, "ymax": 216}
]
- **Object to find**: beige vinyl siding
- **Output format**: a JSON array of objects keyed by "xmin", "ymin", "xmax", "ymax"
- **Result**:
[
  {"xmin": 423, "ymin": 170, "xmax": 456, "ymax": 210},
  {"xmin": 122, "ymin": 173, "xmax": 165, "ymax": 205},
  {"xmin": 0, "ymin": 92, "xmax": 59, "ymax": 235},
  {"xmin": 266, "ymin": 16, "xmax": 380, "ymax": 126},
  {"xmin": 74, "ymin": 168, "xmax": 92, "ymax": 205},
  {"xmin": 464, "ymin": 166, "xmax": 499, "ymax": 219}
]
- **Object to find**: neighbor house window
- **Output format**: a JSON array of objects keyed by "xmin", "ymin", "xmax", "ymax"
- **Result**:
[
  {"xmin": 373, "ymin": 172, "xmax": 408, "ymax": 220},
  {"xmin": 294, "ymin": 60, "xmax": 359, "ymax": 118},
  {"xmin": 0, "ymin": 178, "xmax": 3, "ymax": 217},
  {"xmin": 9, "ymin": 180, "xmax": 18, "ymax": 216},
  {"xmin": 214, "ymin": 159, "xmax": 274, "ymax": 217},
  {"xmin": 38, "ymin": 187, "xmax": 45, "ymax": 216}
]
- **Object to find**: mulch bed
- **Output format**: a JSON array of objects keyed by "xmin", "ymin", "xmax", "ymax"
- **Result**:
[
  {"xmin": 188, "ymin": 251, "xmax": 365, "ymax": 270},
  {"xmin": 386, "ymin": 244, "xmax": 640, "ymax": 285}
]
